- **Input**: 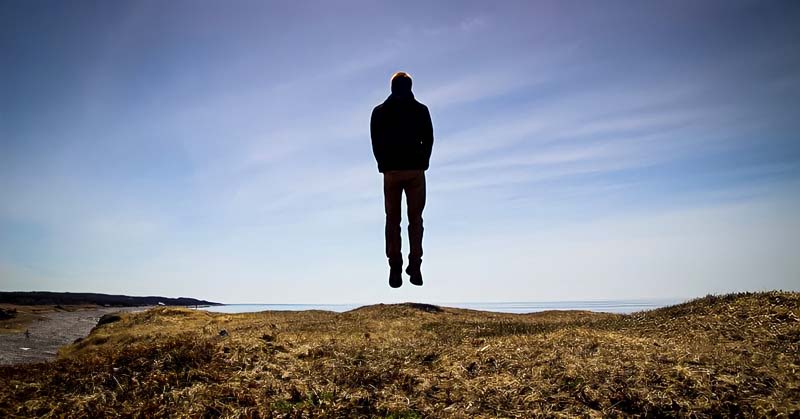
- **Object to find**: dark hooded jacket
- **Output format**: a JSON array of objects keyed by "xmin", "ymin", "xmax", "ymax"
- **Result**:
[{"xmin": 370, "ymin": 90, "xmax": 434, "ymax": 173}]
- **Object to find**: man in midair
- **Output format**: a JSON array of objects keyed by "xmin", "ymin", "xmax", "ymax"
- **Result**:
[{"xmin": 371, "ymin": 72, "xmax": 434, "ymax": 288}]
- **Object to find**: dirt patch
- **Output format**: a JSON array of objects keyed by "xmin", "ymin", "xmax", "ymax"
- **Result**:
[{"xmin": 0, "ymin": 306, "xmax": 146, "ymax": 365}]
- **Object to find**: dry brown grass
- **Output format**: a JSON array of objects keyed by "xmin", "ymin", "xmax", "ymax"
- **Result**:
[{"xmin": 1, "ymin": 292, "xmax": 798, "ymax": 417}]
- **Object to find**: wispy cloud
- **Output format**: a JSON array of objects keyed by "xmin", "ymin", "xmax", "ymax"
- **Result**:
[{"xmin": 1, "ymin": 1, "xmax": 798, "ymax": 301}]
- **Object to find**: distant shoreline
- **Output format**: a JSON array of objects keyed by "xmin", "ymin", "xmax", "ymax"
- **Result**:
[{"xmin": 0, "ymin": 291, "xmax": 221, "ymax": 307}]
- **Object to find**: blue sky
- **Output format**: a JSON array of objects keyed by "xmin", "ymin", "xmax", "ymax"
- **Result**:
[{"xmin": 1, "ymin": 1, "xmax": 799, "ymax": 304}]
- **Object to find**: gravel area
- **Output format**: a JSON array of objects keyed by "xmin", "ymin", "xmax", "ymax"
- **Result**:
[{"xmin": 0, "ymin": 307, "xmax": 146, "ymax": 365}]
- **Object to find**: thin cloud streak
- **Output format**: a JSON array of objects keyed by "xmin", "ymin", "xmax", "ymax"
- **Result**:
[{"xmin": 1, "ymin": 1, "xmax": 798, "ymax": 301}]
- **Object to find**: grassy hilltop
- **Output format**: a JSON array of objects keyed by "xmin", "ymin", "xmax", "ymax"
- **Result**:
[{"xmin": 1, "ymin": 292, "xmax": 798, "ymax": 417}]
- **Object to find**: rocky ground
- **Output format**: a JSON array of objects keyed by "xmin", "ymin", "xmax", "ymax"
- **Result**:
[{"xmin": 0, "ymin": 306, "xmax": 145, "ymax": 365}]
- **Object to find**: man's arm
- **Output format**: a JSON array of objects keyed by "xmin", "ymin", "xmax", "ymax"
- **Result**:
[
  {"xmin": 370, "ymin": 107, "xmax": 384, "ymax": 171},
  {"xmin": 421, "ymin": 106, "xmax": 434, "ymax": 163}
]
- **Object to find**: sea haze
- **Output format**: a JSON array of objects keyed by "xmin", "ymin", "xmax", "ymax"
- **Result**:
[{"xmin": 201, "ymin": 299, "xmax": 684, "ymax": 315}]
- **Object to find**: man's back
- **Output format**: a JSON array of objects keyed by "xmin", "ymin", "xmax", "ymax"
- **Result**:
[{"xmin": 371, "ymin": 92, "xmax": 433, "ymax": 173}]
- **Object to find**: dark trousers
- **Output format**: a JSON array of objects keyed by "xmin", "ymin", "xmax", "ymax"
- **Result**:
[{"xmin": 383, "ymin": 170, "xmax": 426, "ymax": 267}]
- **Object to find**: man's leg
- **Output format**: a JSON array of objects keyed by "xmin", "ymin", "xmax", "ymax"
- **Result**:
[
  {"xmin": 383, "ymin": 172, "xmax": 403, "ymax": 287},
  {"xmin": 405, "ymin": 170, "xmax": 426, "ymax": 284}
]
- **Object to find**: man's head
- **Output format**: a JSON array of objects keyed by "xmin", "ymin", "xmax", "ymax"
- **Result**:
[{"xmin": 391, "ymin": 72, "xmax": 412, "ymax": 93}]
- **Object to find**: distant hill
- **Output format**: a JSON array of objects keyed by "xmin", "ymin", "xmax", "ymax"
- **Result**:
[{"xmin": 0, "ymin": 291, "xmax": 221, "ymax": 307}]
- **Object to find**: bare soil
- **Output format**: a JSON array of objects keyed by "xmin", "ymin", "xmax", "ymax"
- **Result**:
[{"xmin": 0, "ymin": 305, "xmax": 145, "ymax": 365}]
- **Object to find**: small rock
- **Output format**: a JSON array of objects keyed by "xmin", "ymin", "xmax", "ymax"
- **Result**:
[
  {"xmin": 421, "ymin": 353, "xmax": 438, "ymax": 364},
  {"xmin": 219, "ymin": 329, "xmax": 229, "ymax": 337},
  {"xmin": 97, "ymin": 313, "xmax": 122, "ymax": 327},
  {"xmin": 0, "ymin": 308, "xmax": 16, "ymax": 320},
  {"xmin": 403, "ymin": 302, "xmax": 443, "ymax": 313}
]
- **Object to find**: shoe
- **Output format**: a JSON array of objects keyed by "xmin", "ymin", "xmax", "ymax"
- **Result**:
[
  {"xmin": 406, "ymin": 265, "xmax": 423, "ymax": 286},
  {"xmin": 389, "ymin": 266, "xmax": 402, "ymax": 288}
]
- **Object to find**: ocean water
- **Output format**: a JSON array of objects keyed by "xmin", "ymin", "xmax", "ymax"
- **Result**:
[{"xmin": 201, "ymin": 299, "xmax": 684, "ymax": 315}]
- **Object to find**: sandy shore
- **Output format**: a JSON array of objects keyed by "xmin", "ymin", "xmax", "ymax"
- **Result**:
[{"xmin": 0, "ymin": 306, "xmax": 146, "ymax": 365}]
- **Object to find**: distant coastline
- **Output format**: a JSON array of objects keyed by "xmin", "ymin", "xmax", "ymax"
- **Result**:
[{"xmin": 0, "ymin": 291, "xmax": 221, "ymax": 307}]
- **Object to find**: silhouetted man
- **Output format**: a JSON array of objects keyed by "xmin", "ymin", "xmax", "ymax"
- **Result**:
[{"xmin": 371, "ymin": 72, "xmax": 434, "ymax": 288}]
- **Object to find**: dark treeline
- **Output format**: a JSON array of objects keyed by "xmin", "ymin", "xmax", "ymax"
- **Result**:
[{"xmin": 0, "ymin": 291, "xmax": 220, "ymax": 307}]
